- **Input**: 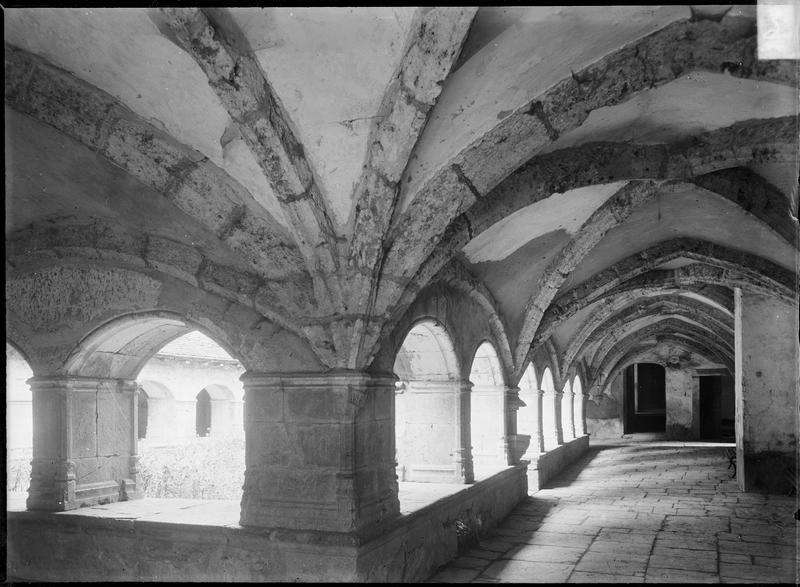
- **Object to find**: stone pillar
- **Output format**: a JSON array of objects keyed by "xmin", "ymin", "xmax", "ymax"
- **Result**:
[
  {"xmin": 542, "ymin": 388, "xmax": 563, "ymax": 449},
  {"xmin": 239, "ymin": 371, "xmax": 400, "ymax": 534},
  {"xmin": 734, "ymin": 290, "xmax": 798, "ymax": 493},
  {"xmin": 26, "ymin": 376, "xmax": 140, "ymax": 511},
  {"xmin": 455, "ymin": 380, "xmax": 475, "ymax": 483},
  {"xmin": 573, "ymin": 391, "xmax": 587, "ymax": 436},
  {"xmin": 561, "ymin": 388, "xmax": 576, "ymax": 440},
  {"xmin": 505, "ymin": 386, "xmax": 527, "ymax": 464},
  {"xmin": 471, "ymin": 382, "xmax": 508, "ymax": 473},
  {"xmin": 519, "ymin": 386, "xmax": 545, "ymax": 456}
]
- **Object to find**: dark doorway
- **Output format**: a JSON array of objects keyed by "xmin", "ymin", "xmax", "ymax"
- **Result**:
[
  {"xmin": 623, "ymin": 363, "xmax": 666, "ymax": 433},
  {"xmin": 699, "ymin": 376, "xmax": 722, "ymax": 439},
  {"xmin": 196, "ymin": 389, "xmax": 211, "ymax": 437},
  {"xmin": 138, "ymin": 392, "xmax": 149, "ymax": 439}
]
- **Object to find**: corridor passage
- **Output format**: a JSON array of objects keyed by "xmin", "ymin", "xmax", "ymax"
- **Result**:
[{"xmin": 428, "ymin": 441, "xmax": 798, "ymax": 584}]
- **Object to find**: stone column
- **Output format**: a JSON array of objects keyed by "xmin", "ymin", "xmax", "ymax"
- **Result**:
[
  {"xmin": 505, "ymin": 386, "xmax": 527, "ymax": 464},
  {"xmin": 562, "ymin": 388, "xmax": 576, "ymax": 440},
  {"xmin": 734, "ymin": 290, "xmax": 798, "ymax": 493},
  {"xmin": 541, "ymin": 388, "xmax": 562, "ymax": 450},
  {"xmin": 471, "ymin": 382, "xmax": 508, "ymax": 473},
  {"xmin": 454, "ymin": 380, "xmax": 475, "ymax": 483},
  {"xmin": 573, "ymin": 391, "xmax": 587, "ymax": 437},
  {"xmin": 240, "ymin": 371, "xmax": 400, "ymax": 533},
  {"xmin": 27, "ymin": 376, "xmax": 140, "ymax": 511},
  {"xmin": 533, "ymin": 387, "xmax": 546, "ymax": 452}
]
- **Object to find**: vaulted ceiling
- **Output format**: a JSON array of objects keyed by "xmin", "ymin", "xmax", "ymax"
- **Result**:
[{"xmin": 5, "ymin": 6, "xmax": 798, "ymax": 389}]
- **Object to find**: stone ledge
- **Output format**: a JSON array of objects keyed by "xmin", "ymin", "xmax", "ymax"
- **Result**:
[
  {"xmin": 7, "ymin": 465, "xmax": 529, "ymax": 582},
  {"xmin": 526, "ymin": 435, "xmax": 590, "ymax": 492}
]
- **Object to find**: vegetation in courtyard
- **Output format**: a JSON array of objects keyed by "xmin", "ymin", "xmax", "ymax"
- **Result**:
[
  {"xmin": 7, "ymin": 448, "xmax": 31, "ymax": 495},
  {"xmin": 138, "ymin": 435, "xmax": 245, "ymax": 499},
  {"xmin": 7, "ymin": 437, "xmax": 246, "ymax": 501}
]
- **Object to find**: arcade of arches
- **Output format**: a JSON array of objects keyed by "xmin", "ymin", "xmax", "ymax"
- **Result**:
[{"xmin": 5, "ymin": 5, "xmax": 798, "ymax": 583}]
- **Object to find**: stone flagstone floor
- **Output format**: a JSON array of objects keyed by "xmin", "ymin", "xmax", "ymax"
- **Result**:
[{"xmin": 427, "ymin": 440, "xmax": 798, "ymax": 584}]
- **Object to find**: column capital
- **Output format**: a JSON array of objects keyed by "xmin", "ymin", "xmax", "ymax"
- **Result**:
[{"xmin": 505, "ymin": 386, "xmax": 526, "ymax": 411}]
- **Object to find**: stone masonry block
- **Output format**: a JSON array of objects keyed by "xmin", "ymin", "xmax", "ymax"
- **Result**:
[
  {"xmin": 244, "ymin": 466, "xmax": 337, "ymax": 503},
  {"xmin": 245, "ymin": 389, "xmax": 284, "ymax": 423}
]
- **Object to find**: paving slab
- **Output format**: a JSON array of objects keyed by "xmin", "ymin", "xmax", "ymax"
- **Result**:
[
  {"xmin": 503, "ymin": 544, "xmax": 585, "ymax": 564},
  {"xmin": 481, "ymin": 560, "xmax": 574, "ymax": 582},
  {"xmin": 426, "ymin": 441, "xmax": 798, "ymax": 584},
  {"xmin": 568, "ymin": 571, "xmax": 645, "ymax": 583}
]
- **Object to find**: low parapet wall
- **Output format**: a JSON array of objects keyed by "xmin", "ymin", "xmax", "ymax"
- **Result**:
[
  {"xmin": 526, "ymin": 434, "xmax": 590, "ymax": 492},
  {"xmin": 7, "ymin": 465, "xmax": 528, "ymax": 583}
]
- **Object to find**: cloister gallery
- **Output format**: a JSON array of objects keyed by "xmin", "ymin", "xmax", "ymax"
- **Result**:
[{"xmin": 4, "ymin": 5, "xmax": 798, "ymax": 583}]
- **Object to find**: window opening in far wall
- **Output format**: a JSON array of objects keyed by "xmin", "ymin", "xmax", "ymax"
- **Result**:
[{"xmin": 196, "ymin": 389, "xmax": 212, "ymax": 437}]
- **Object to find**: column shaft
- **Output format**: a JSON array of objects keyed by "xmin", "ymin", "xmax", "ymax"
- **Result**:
[
  {"xmin": 573, "ymin": 392, "xmax": 587, "ymax": 437},
  {"xmin": 541, "ymin": 389, "xmax": 562, "ymax": 450},
  {"xmin": 562, "ymin": 390, "xmax": 575, "ymax": 440}
]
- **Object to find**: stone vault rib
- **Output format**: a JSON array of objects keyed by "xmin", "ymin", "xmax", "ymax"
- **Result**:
[
  {"xmin": 158, "ymin": 8, "xmax": 347, "ymax": 335},
  {"xmin": 3, "ymin": 44, "xmax": 324, "ymax": 339},
  {"xmin": 560, "ymin": 293, "xmax": 733, "ymax": 377},
  {"xmin": 512, "ymin": 179, "xmax": 669, "ymax": 377},
  {"xmin": 589, "ymin": 319, "xmax": 734, "ymax": 396},
  {"xmin": 372, "ymin": 16, "xmax": 796, "ymax": 348},
  {"xmin": 362, "ymin": 117, "xmax": 796, "ymax": 369},
  {"xmin": 532, "ymin": 238, "xmax": 796, "ymax": 350},
  {"xmin": 584, "ymin": 307, "xmax": 734, "ymax": 374},
  {"xmin": 345, "ymin": 7, "xmax": 477, "ymax": 369}
]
